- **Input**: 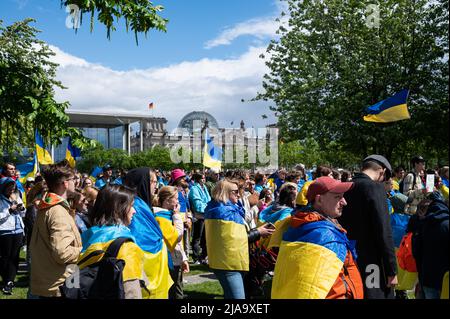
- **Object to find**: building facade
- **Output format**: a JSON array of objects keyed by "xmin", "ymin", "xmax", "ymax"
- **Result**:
[{"xmin": 54, "ymin": 110, "xmax": 275, "ymax": 166}]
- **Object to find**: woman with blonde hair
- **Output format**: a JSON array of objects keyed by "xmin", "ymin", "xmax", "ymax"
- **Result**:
[
  {"xmin": 204, "ymin": 179, "xmax": 274, "ymax": 299},
  {"xmin": 153, "ymin": 186, "xmax": 189, "ymax": 299}
]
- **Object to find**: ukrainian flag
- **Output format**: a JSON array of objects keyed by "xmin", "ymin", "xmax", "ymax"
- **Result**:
[
  {"xmin": 203, "ymin": 129, "xmax": 222, "ymax": 170},
  {"xmin": 272, "ymin": 214, "xmax": 356, "ymax": 299},
  {"xmin": 204, "ymin": 201, "xmax": 249, "ymax": 271},
  {"xmin": 258, "ymin": 205, "xmax": 294, "ymax": 248},
  {"xmin": 17, "ymin": 153, "xmax": 38, "ymax": 204},
  {"xmin": 17, "ymin": 153, "xmax": 38, "ymax": 185},
  {"xmin": 89, "ymin": 166, "xmax": 103, "ymax": 183},
  {"xmin": 35, "ymin": 129, "xmax": 53, "ymax": 165},
  {"xmin": 129, "ymin": 196, "xmax": 173, "ymax": 299},
  {"xmin": 363, "ymin": 89, "xmax": 411, "ymax": 123},
  {"xmin": 65, "ymin": 137, "xmax": 81, "ymax": 168},
  {"xmin": 153, "ymin": 208, "xmax": 180, "ymax": 253},
  {"xmin": 79, "ymin": 225, "xmax": 144, "ymax": 284}
]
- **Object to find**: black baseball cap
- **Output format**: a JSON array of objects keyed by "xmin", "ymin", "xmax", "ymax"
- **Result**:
[
  {"xmin": 411, "ymin": 156, "xmax": 425, "ymax": 164},
  {"xmin": 363, "ymin": 154, "xmax": 392, "ymax": 179},
  {"xmin": 102, "ymin": 164, "xmax": 112, "ymax": 172}
]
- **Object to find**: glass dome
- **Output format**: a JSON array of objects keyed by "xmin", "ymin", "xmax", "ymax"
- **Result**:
[{"xmin": 177, "ymin": 111, "xmax": 220, "ymax": 133}]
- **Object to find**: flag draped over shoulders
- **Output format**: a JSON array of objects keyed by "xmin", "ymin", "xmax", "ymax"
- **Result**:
[
  {"xmin": 128, "ymin": 196, "xmax": 173, "ymax": 299},
  {"xmin": 272, "ymin": 211, "xmax": 358, "ymax": 299},
  {"xmin": 79, "ymin": 225, "xmax": 143, "ymax": 282}
]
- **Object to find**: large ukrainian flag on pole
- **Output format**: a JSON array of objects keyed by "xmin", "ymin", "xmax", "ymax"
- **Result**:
[
  {"xmin": 65, "ymin": 137, "xmax": 81, "ymax": 168},
  {"xmin": 363, "ymin": 89, "xmax": 411, "ymax": 123},
  {"xmin": 203, "ymin": 129, "xmax": 222, "ymax": 170},
  {"xmin": 35, "ymin": 129, "xmax": 53, "ymax": 165}
]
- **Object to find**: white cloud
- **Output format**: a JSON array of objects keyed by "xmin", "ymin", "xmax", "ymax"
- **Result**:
[
  {"xmin": 48, "ymin": 45, "xmax": 89, "ymax": 68},
  {"xmin": 204, "ymin": 0, "xmax": 289, "ymax": 49},
  {"xmin": 50, "ymin": 45, "xmax": 276, "ymax": 131},
  {"xmin": 204, "ymin": 18, "xmax": 280, "ymax": 49}
]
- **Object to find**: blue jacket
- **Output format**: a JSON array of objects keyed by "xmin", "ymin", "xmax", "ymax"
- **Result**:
[
  {"xmin": 188, "ymin": 183, "xmax": 211, "ymax": 214},
  {"xmin": 178, "ymin": 190, "xmax": 190, "ymax": 213},
  {"xmin": 0, "ymin": 177, "xmax": 25, "ymax": 234}
]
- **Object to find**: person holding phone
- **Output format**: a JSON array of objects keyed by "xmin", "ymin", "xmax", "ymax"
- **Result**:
[{"xmin": 0, "ymin": 177, "xmax": 26, "ymax": 295}]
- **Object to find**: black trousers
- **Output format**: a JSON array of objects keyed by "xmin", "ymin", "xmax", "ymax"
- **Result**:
[
  {"xmin": 192, "ymin": 219, "xmax": 207, "ymax": 262},
  {"xmin": 169, "ymin": 266, "xmax": 184, "ymax": 299},
  {"xmin": 0, "ymin": 233, "xmax": 24, "ymax": 284}
]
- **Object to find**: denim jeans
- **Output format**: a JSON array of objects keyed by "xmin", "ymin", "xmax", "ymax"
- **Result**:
[
  {"xmin": 213, "ymin": 269, "xmax": 245, "ymax": 299},
  {"xmin": 422, "ymin": 286, "xmax": 441, "ymax": 299}
]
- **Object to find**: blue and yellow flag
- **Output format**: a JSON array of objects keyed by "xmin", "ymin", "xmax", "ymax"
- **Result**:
[
  {"xmin": 35, "ymin": 129, "xmax": 53, "ymax": 165},
  {"xmin": 129, "ymin": 196, "xmax": 173, "ymax": 299},
  {"xmin": 153, "ymin": 208, "xmax": 179, "ymax": 253},
  {"xmin": 363, "ymin": 89, "xmax": 410, "ymax": 123},
  {"xmin": 204, "ymin": 201, "xmax": 249, "ymax": 271},
  {"xmin": 203, "ymin": 129, "xmax": 222, "ymax": 170},
  {"xmin": 258, "ymin": 205, "xmax": 294, "ymax": 248},
  {"xmin": 89, "ymin": 166, "xmax": 102, "ymax": 183},
  {"xmin": 17, "ymin": 153, "xmax": 38, "ymax": 185},
  {"xmin": 272, "ymin": 212, "xmax": 357, "ymax": 299},
  {"xmin": 79, "ymin": 225, "xmax": 144, "ymax": 283},
  {"xmin": 65, "ymin": 137, "xmax": 81, "ymax": 168}
]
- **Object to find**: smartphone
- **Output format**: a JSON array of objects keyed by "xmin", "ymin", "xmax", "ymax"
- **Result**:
[
  {"xmin": 426, "ymin": 174, "xmax": 435, "ymax": 193},
  {"xmin": 265, "ymin": 222, "xmax": 276, "ymax": 230}
]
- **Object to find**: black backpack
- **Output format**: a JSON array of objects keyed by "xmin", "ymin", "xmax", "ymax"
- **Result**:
[
  {"xmin": 399, "ymin": 172, "xmax": 417, "ymax": 194},
  {"xmin": 60, "ymin": 237, "xmax": 131, "ymax": 299}
]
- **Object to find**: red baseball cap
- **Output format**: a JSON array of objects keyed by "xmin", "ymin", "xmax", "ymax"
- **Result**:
[{"xmin": 306, "ymin": 176, "xmax": 354, "ymax": 202}]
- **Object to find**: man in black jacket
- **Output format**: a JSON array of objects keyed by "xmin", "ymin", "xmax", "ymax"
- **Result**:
[{"xmin": 338, "ymin": 155, "xmax": 398, "ymax": 299}]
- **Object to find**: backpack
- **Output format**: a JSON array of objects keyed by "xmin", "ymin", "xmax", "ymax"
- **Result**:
[
  {"xmin": 60, "ymin": 237, "xmax": 131, "ymax": 299},
  {"xmin": 397, "ymin": 232, "xmax": 417, "ymax": 272},
  {"xmin": 399, "ymin": 172, "xmax": 416, "ymax": 194}
]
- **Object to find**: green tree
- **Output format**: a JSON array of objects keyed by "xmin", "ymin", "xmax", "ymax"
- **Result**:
[
  {"xmin": 257, "ymin": 0, "xmax": 448, "ymax": 165},
  {"xmin": 62, "ymin": 0, "xmax": 168, "ymax": 43},
  {"xmin": 0, "ymin": 19, "xmax": 96, "ymax": 158},
  {"xmin": 76, "ymin": 145, "xmax": 134, "ymax": 173}
]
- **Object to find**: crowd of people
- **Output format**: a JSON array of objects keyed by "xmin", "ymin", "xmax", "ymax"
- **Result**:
[{"xmin": 0, "ymin": 155, "xmax": 448, "ymax": 299}]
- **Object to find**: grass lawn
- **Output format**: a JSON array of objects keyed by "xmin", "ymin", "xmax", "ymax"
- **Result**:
[
  {"xmin": 184, "ymin": 281, "xmax": 224, "ymax": 299},
  {"xmin": 185, "ymin": 263, "xmax": 211, "ymax": 276},
  {"xmin": 0, "ymin": 249, "xmax": 28, "ymax": 300}
]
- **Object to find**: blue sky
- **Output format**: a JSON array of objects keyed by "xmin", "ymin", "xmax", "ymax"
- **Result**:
[{"xmin": 1, "ymin": 0, "xmax": 287, "ymax": 130}]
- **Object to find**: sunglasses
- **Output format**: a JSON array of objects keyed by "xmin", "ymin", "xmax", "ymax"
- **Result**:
[{"xmin": 230, "ymin": 190, "xmax": 239, "ymax": 194}]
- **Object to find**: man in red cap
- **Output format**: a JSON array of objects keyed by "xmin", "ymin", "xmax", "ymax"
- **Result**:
[{"xmin": 272, "ymin": 176, "xmax": 364, "ymax": 299}]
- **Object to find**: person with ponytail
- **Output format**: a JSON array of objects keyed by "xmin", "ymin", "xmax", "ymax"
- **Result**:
[{"xmin": 153, "ymin": 186, "xmax": 189, "ymax": 299}]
